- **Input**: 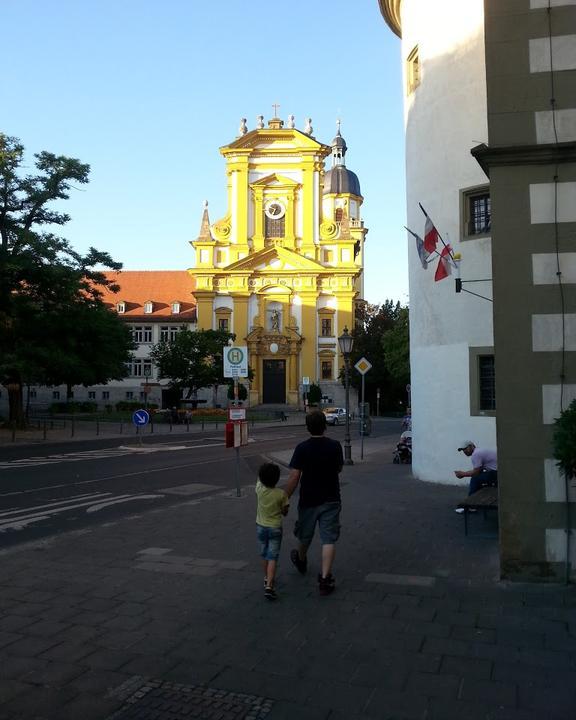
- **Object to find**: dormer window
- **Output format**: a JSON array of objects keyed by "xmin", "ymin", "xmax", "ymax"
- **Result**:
[
  {"xmin": 144, "ymin": 301, "xmax": 153, "ymax": 314},
  {"xmin": 171, "ymin": 302, "xmax": 180, "ymax": 315},
  {"xmin": 116, "ymin": 301, "xmax": 126, "ymax": 314}
]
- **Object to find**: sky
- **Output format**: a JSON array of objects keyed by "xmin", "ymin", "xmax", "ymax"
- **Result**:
[{"xmin": 3, "ymin": 0, "xmax": 407, "ymax": 306}]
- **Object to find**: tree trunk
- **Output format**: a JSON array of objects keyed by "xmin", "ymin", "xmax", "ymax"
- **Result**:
[
  {"xmin": 6, "ymin": 378, "xmax": 25, "ymax": 428},
  {"xmin": 66, "ymin": 382, "xmax": 73, "ymax": 401}
]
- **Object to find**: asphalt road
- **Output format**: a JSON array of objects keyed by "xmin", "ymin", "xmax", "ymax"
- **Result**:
[{"xmin": 0, "ymin": 421, "xmax": 398, "ymax": 549}]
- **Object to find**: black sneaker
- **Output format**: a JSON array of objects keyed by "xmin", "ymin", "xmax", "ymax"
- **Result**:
[
  {"xmin": 290, "ymin": 549, "xmax": 307, "ymax": 575},
  {"xmin": 318, "ymin": 574, "xmax": 335, "ymax": 596},
  {"xmin": 264, "ymin": 586, "xmax": 277, "ymax": 601}
]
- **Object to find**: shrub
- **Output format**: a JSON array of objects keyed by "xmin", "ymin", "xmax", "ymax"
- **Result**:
[
  {"xmin": 50, "ymin": 401, "xmax": 98, "ymax": 414},
  {"xmin": 227, "ymin": 382, "xmax": 248, "ymax": 401},
  {"xmin": 307, "ymin": 382, "xmax": 322, "ymax": 405},
  {"xmin": 115, "ymin": 401, "xmax": 158, "ymax": 412}
]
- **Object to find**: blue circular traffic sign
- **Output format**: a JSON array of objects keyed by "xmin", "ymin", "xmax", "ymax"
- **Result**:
[{"xmin": 132, "ymin": 409, "xmax": 150, "ymax": 426}]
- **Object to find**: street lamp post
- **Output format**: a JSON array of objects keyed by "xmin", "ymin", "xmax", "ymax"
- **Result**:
[{"xmin": 338, "ymin": 326, "xmax": 354, "ymax": 465}]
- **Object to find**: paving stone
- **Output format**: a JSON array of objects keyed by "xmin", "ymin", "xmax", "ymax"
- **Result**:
[
  {"xmin": 439, "ymin": 655, "xmax": 492, "ymax": 679},
  {"xmin": 27, "ymin": 620, "xmax": 71, "ymax": 637},
  {"xmin": 426, "ymin": 696, "xmax": 488, "ymax": 720},
  {"xmin": 24, "ymin": 660, "xmax": 86, "ymax": 686},
  {"xmin": 1, "ymin": 685, "xmax": 79, "ymax": 718},
  {"xmin": 450, "ymin": 625, "xmax": 496, "ymax": 644},
  {"xmin": 40, "ymin": 640, "xmax": 98, "ymax": 663},
  {"xmin": 69, "ymin": 668, "xmax": 131, "ymax": 694},
  {"xmin": 365, "ymin": 687, "xmax": 429, "ymax": 719},
  {"xmin": 0, "ymin": 630, "xmax": 22, "ymax": 649},
  {"xmin": 459, "ymin": 677, "xmax": 517, "ymax": 707},
  {"xmin": 95, "ymin": 630, "xmax": 149, "ymax": 650},
  {"xmin": 517, "ymin": 683, "xmax": 576, "ymax": 714},
  {"xmin": 305, "ymin": 679, "xmax": 374, "ymax": 716},
  {"xmin": 0, "ymin": 614, "xmax": 38, "ymax": 632},
  {"xmin": 406, "ymin": 671, "xmax": 460, "ymax": 699},
  {"xmin": 7, "ymin": 636, "xmax": 62, "ymax": 658}
]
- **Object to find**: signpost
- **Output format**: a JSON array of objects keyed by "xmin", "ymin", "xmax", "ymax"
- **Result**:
[
  {"xmin": 354, "ymin": 357, "xmax": 372, "ymax": 459},
  {"xmin": 132, "ymin": 409, "xmax": 150, "ymax": 446},
  {"xmin": 223, "ymin": 349, "xmax": 249, "ymax": 497},
  {"xmin": 302, "ymin": 376, "xmax": 310, "ymax": 410}
]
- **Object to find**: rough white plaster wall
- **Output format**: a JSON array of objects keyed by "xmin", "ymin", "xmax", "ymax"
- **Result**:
[
  {"xmin": 532, "ymin": 313, "xmax": 576, "ymax": 350},
  {"xmin": 535, "ymin": 109, "xmax": 576, "ymax": 143},
  {"xmin": 544, "ymin": 459, "xmax": 576, "ymax": 501},
  {"xmin": 291, "ymin": 296, "xmax": 303, "ymax": 331},
  {"xmin": 411, "ymin": 343, "xmax": 496, "ymax": 484},
  {"xmin": 214, "ymin": 296, "xmax": 234, "ymax": 310},
  {"xmin": 546, "ymin": 529, "xmax": 576, "ymax": 569},
  {"xmin": 530, "ymin": 182, "xmax": 576, "ymax": 223},
  {"xmin": 533, "ymin": 252, "xmax": 576, "ymax": 284},
  {"xmin": 402, "ymin": 0, "xmax": 494, "ymax": 482},
  {"xmin": 530, "ymin": 35, "xmax": 576, "ymax": 73},
  {"xmin": 542, "ymin": 384, "xmax": 576, "ymax": 424}
]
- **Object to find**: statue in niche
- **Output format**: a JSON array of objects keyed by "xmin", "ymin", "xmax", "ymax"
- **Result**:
[{"xmin": 270, "ymin": 309, "xmax": 281, "ymax": 332}]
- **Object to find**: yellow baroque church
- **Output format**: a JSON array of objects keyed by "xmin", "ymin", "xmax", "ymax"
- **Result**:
[{"xmin": 190, "ymin": 114, "xmax": 368, "ymax": 407}]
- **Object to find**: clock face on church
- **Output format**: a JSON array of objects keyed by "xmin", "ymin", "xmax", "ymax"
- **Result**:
[{"xmin": 264, "ymin": 200, "xmax": 286, "ymax": 219}]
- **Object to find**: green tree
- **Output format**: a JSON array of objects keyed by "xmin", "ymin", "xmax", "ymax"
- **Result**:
[
  {"xmin": 340, "ymin": 301, "xmax": 408, "ymax": 413},
  {"xmin": 150, "ymin": 329, "xmax": 235, "ymax": 405},
  {"xmin": 552, "ymin": 399, "xmax": 576, "ymax": 481},
  {"xmin": 0, "ymin": 134, "xmax": 125, "ymax": 425},
  {"xmin": 382, "ymin": 306, "xmax": 410, "ymax": 387}
]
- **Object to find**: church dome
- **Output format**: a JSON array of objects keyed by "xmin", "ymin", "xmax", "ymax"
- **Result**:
[{"xmin": 323, "ymin": 165, "xmax": 362, "ymax": 196}]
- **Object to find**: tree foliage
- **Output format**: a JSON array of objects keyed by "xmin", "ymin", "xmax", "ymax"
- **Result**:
[
  {"xmin": 0, "ymin": 133, "xmax": 130, "ymax": 424},
  {"xmin": 150, "ymin": 329, "xmax": 235, "ymax": 401},
  {"xmin": 382, "ymin": 305, "xmax": 410, "ymax": 387},
  {"xmin": 552, "ymin": 399, "xmax": 576, "ymax": 480},
  {"xmin": 340, "ymin": 301, "xmax": 410, "ymax": 413}
]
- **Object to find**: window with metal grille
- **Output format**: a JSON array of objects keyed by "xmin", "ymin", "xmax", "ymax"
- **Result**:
[
  {"xmin": 265, "ymin": 215, "xmax": 285, "ymax": 238},
  {"xmin": 321, "ymin": 318, "xmax": 332, "ymax": 337},
  {"xmin": 321, "ymin": 361, "xmax": 332, "ymax": 380},
  {"xmin": 479, "ymin": 355, "xmax": 495, "ymax": 411},
  {"xmin": 469, "ymin": 193, "xmax": 491, "ymax": 235}
]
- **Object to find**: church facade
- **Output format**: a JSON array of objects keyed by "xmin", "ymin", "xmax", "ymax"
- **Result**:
[{"xmin": 191, "ymin": 114, "xmax": 367, "ymax": 407}]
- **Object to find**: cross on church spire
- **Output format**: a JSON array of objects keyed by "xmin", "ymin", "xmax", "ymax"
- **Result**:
[{"xmin": 272, "ymin": 103, "xmax": 280, "ymax": 117}]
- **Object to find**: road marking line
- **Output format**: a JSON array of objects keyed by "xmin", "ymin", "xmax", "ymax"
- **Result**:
[
  {"xmin": 86, "ymin": 494, "xmax": 163, "ymax": 513},
  {"xmin": 0, "ymin": 492, "xmax": 111, "ymax": 518}
]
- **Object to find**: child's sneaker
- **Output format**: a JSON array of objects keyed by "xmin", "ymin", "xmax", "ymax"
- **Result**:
[
  {"xmin": 318, "ymin": 573, "xmax": 335, "ymax": 596},
  {"xmin": 290, "ymin": 549, "xmax": 307, "ymax": 574},
  {"xmin": 264, "ymin": 586, "xmax": 277, "ymax": 601}
]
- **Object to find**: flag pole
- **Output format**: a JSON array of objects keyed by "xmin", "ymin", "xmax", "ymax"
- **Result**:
[{"xmin": 418, "ymin": 203, "xmax": 457, "ymax": 261}]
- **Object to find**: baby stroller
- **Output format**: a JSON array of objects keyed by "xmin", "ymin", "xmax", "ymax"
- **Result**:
[{"xmin": 393, "ymin": 430, "xmax": 412, "ymax": 464}]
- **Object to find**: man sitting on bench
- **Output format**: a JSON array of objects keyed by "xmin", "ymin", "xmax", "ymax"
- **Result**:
[{"xmin": 454, "ymin": 441, "xmax": 497, "ymax": 513}]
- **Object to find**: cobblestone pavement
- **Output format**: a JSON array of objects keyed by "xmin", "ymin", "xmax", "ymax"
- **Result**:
[{"xmin": 0, "ymin": 439, "xmax": 575, "ymax": 719}]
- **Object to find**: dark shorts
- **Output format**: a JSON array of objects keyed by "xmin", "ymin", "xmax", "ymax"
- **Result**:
[
  {"xmin": 294, "ymin": 501, "xmax": 341, "ymax": 546},
  {"xmin": 257, "ymin": 524, "xmax": 283, "ymax": 561}
]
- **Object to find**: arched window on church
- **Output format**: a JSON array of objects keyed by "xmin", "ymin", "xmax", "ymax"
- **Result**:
[
  {"xmin": 335, "ymin": 208, "xmax": 344, "ymax": 222},
  {"xmin": 265, "ymin": 215, "xmax": 285, "ymax": 239}
]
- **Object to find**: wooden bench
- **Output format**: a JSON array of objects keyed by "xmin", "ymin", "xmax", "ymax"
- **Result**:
[{"xmin": 457, "ymin": 486, "xmax": 498, "ymax": 536}]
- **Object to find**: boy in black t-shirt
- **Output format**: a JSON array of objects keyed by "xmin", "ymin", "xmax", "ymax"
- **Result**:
[{"xmin": 285, "ymin": 410, "xmax": 344, "ymax": 596}]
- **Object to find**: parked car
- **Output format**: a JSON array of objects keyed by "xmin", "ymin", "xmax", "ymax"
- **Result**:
[{"xmin": 323, "ymin": 407, "xmax": 347, "ymax": 425}]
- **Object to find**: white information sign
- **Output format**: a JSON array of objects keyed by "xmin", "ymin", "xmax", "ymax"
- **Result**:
[
  {"xmin": 302, "ymin": 376, "xmax": 310, "ymax": 386},
  {"xmin": 223, "ymin": 345, "xmax": 248, "ymax": 377}
]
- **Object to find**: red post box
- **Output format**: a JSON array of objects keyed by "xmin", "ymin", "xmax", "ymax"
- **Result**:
[{"xmin": 225, "ymin": 421, "xmax": 235, "ymax": 448}]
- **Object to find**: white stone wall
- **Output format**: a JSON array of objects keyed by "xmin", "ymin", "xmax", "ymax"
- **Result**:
[{"xmin": 401, "ymin": 0, "xmax": 496, "ymax": 483}]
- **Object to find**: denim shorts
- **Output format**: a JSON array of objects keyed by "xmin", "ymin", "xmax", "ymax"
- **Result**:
[
  {"xmin": 294, "ymin": 501, "xmax": 341, "ymax": 546},
  {"xmin": 257, "ymin": 524, "xmax": 283, "ymax": 561}
]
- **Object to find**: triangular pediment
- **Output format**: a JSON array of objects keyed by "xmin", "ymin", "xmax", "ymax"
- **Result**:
[
  {"xmin": 224, "ymin": 246, "xmax": 324, "ymax": 273},
  {"xmin": 251, "ymin": 173, "xmax": 299, "ymax": 189},
  {"xmin": 221, "ymin": 128, "xmax": 329, "ymax": 155}
]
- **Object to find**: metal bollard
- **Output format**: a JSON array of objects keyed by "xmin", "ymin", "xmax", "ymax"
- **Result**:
[
  {"xmin": 96, "ymin": 421, "xmax": 100, "ymax": 436},
  {"xmin": 71, "ymin": 419, "xmax": 75, "ymax": 438},
  {"xmin": 43, "ymin": 420, "xmax": 47, "ymax": 441}
]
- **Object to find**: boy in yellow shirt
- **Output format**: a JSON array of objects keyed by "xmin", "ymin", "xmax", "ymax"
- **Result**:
[{"xmin": 255, "ymin": 462, "xmax": 289, "ymax": 600}]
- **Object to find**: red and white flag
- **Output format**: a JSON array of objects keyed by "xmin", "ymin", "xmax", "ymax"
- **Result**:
[
  {"xmin": 424, "ymin": 215, "xmax": 439, "ymax": 254},
  {"xmin": 434, "ymin": 244, "xmax": 453, "ymax": 282}
]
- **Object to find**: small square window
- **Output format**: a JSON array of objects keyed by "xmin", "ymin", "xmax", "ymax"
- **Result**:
[
  {"xmin": 469, "ymin": 347, "xmax": 496, "ymax": 416},
  {"xmin": 144, "ymin": 301, "xmax": 153, "ymax": 314},
  {"xmin": 218, "ymin": 318, "xmax": 229, "ymax": 332},
  {"xmin": 321, "ymin": 318, "xmax": 332, "ymax": 337},
  {"xmin": 407, "ymin": 46, "xmax": 420, "ymax": 94},
  {"xmin": 117, "ymin": 302, "xmax": 125, "ymax": 314},
  {"xmin": 171, "ymin": 302, "xmax": 180, "ymax": 314},
  {"xmin": 321, "ymin": 361, "xmax": 332, "ymax": 380},
  {"xmin": 102, "ymin": 391, "xmax": 110, "ymax": 400},
  {"xmin": 88, "ymin": 391, "xmax": 96, "ymax": 400},
  {"xmin": 126, "ymin": 391, "xmax": 134, "ymax": 400},
  {"xmin": 30, "ymin": 389, "xmax": 37, "ymax": 399},
  {"xmin": 52, "ymin": 391, "xmax": 60, "ymax": 400}
]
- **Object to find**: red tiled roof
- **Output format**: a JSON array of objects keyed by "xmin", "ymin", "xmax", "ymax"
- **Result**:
[{"xmin": 100, "ymin": 271, "xmax": 196, "ymax": 320}]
